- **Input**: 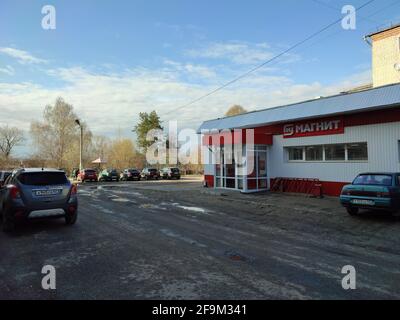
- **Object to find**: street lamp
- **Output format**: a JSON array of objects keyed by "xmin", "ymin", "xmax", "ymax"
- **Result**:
[{"xmin": 75, "ymin": 119, "xmax": 83, "ymax": 172}]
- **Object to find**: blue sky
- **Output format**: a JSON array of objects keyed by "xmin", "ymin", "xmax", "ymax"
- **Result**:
[{"xmin": 0, "ymin": 0, "xmax": 399, "ymax": 156}]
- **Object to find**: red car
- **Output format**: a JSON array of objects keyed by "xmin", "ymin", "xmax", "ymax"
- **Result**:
[{"xmin": 78, "ymin": 169, "xmax": 98, "ymax": 182}]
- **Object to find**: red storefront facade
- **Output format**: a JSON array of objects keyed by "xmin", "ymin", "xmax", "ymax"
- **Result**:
[{"xmin": 199, "ymin": 85, "xmax": 400, "ymax": 196}]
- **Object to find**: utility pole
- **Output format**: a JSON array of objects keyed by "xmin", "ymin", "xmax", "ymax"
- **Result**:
[{"xmin": 75, "ymin": 119, "xmax": 83, "ymax": 172}]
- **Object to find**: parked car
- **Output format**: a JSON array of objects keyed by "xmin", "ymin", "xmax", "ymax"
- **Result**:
[
  {"xmin": 120, "ymin": 169, "xmax": 141, "ymax": 181},
  {"xmin": 0, "ymin": 168, "xmax": 78, "ymax": 232},
  {"xmin": 78, "ymin": 168, "xmax": 98, "ymax": 183},
  {"xmin": 98, "ymin": 169, "xmax": 120, "ymax": 182},
  {"xmin": 340, "ymin": 173, "xmax": 400, "ymax": 216},
  {"xmin": 141, "ymin": 168, "xmax": 160, "ymax": 180},
  {"xmin": 0, "ymin": 171, "xmax": 12, "ymax": 187},
  {"xmin": 160, "ymin": 167, "xmax": 181, "ymax": 180}
]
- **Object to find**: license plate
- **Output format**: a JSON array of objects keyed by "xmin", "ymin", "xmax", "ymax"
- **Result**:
[
  {"xmin": 352, "ymin": 199, "xmax": 375, "ymax": 206},
  {"xmin": 33, "ymin": 189, "xmax": 62, "ymax": 197}
]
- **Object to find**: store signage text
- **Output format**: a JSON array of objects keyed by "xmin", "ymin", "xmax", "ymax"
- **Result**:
[{"xmin": 283, "ymin": 119, "xmax": 344, "ymax": 138}]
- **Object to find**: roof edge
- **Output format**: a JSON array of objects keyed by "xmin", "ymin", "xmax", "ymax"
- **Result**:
[
  {"xmin": 365, "ymin": 22, "xmax": 400, "ymax": 38},
  {"xmin": 200, "ymin": 82, "xmax": 400, "ymax": 127}
]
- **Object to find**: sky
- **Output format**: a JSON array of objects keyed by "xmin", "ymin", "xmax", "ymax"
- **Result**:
[{"xmin": 0, "ymin": 0, "xmax": 400, "ymax": 157}]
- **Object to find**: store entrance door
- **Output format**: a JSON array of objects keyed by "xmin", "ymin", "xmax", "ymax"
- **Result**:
[
  {"xmin": 215, "ymin": 146, "xmax": 240, "ymax": 190},
  {"xmin": 246, "ymin": 146, "xmax": 268, "ymax": 191}
]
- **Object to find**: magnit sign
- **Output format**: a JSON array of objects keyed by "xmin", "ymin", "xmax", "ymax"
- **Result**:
[{"xmin": 283, "ymin": 119, "xmax": 344, "ymax": 139}]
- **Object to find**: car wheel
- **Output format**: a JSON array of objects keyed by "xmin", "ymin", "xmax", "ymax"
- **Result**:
[
  {"xmin": 65, "ymin": 212, "xmax": 78, "ymax": 225},
  {"xmin": 347, "ymin": 207, "xmax": 359, "ymax": 216}
]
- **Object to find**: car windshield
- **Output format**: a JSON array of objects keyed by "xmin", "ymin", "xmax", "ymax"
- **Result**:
[
  {"xmin": 149, "ymin": 169, "xmax": 157, "ymax": 173},
  {"xmin": 170, "ymin": 168, "xmax": 179, "ymax": 172},
  {"xmin": 18, "ymin": 172, "xmax": 68, "ymax": 186},
  {"xmin": 85, "ymin": 170, "xmax": 96, "ymax": 174},
  {"xmin": 353, "ymin": 174, "xmax": 393, "ymax": 186}
]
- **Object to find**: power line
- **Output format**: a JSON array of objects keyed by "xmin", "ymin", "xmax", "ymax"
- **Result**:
[{"xmin": 161, "ymin": 0, "xmax": 376, "ymax": 116}]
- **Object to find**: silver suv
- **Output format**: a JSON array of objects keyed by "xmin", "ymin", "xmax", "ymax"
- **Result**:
[{"xmin": 0, "ymin": 168, "xmax": 78, "ymax": 232}]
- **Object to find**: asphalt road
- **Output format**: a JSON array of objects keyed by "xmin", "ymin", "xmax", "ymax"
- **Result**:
[{"xmin": 1, "ymin": 177, "xmax": 400, "ymax": 300}]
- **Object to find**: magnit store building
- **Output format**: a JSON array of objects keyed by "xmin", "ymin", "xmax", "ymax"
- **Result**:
[{"xmin": 198, "ymin": 25, "xmax": 400, "ymax": 197}]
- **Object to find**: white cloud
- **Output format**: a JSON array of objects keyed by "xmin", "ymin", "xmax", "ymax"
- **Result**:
[
  {"xmin": 0, "ymin": 43, "xmax": 372, "ymax": 158},
  {"xmin": 163, "ymin": 60, "xmax": 216, "ymax": 79},
  {"xmin": 186, "ymin": 41, "xmax": 299, "ymax": 65},
  {"xmin": 0, "ymin": 65, "xmax": 15, "ymax": 76},
  {"xmin": 0, "ymin": 47, "xmax": 47, "ymax": 64},
  {"xmin": 0, "ymin": 65, "xmax": 371, "ymax": 137}
]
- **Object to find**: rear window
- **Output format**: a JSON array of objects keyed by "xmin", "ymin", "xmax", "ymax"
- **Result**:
[
  {"xmin": 85, "ymin": 170, "xmax": 96, "ymax": 174},
  {"xmin": 149, "ymin": 169, "xmax": 158, "ymax": 173},
  {"xmin": 353, "ymin": 174, "xmax": 393, "ymax": 186},
  {"xmin": 171, "ymin": 168, "xmax": 179, "ymax": 173},
  {"xmin": 18, "ymin": 172, "xmax": 68, "ymax": 186}
]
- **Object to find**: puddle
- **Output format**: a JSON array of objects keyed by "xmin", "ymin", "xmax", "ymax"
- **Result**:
[
  {"xmin": 111, "ymin": 198, "xmax": 131, "ymax": 203},
  {"xmin": 139, "ymin": 204, "xmax": 166, "ymax": 210},
  {"xmin": 172, "ymin": 203, "xmax": 208, "ymax": 214},
  {"xmin": 112, "ymin": 190, "xmax": 147, "ymax": 199},
  {"xmin": 90, "ymin": 203, "xmax": 114, "ymax": 214},
  {"xmin": 160, "ymin": 229, "xmax": 207, "ymax": 248}
]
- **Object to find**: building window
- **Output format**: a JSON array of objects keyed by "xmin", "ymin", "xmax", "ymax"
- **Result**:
[
  {"xmin": 325, "ymin": 144, "xmax": 346, "ymax": 161},
  {"xmin": 347, "ymin": 143, "xmax": 368, "ymax": 161},
  {"xmin": 288, "ymin": 147, "xmax": 304, "ymax": 161},
  {"xmin": 305, "ymin": 146, "xmax": 323, "ymax": 161},
  {"xmin": 286, "ymin": 142, "xmax": 368, "ymax": 162}
]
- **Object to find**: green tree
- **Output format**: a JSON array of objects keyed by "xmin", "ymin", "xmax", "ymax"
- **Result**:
[{"xmin": 133, "ymin": 111, "xmax": 163, "ymax": 153}]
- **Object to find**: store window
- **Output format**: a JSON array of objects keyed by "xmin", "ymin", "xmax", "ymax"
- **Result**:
[
  {"xmin": 347, "ymin": 143, "xmax": 368, "ymax": 161},
  {"xmin": 325, "ymin": 144, "xmax": 346, "ymax": 161},
  {"xmin": 288, "ymin": 147, "xmax": 304, "ymax": 161},
  {"xmin": 305, "ymin": 146, "xmax": 323, "ymax": 161},
  {"xmin": 286, "ymin": 142, "xmax": 368, "ymax": 162}
]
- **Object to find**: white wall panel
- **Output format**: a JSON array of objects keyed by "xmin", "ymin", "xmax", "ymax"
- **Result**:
[{"xmin": 269, "ymin": 122, "xmax": 400, "ymax": 182}]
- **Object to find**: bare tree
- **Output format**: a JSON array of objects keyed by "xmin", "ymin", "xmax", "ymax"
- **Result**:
[
  {"xmin": 30, "ymin": 97, "xmax": 83, "ymax": 169},
  {"xmin": 107, "ymin": 138, "xmax": 144, "ymax": 169},
  {"xmin": 225, "ymin": 105, "xmax": 248, "ymax": 117},
  {"xmin": 0, "ymin": 125, "xmax": 24, "ymax": 160}
]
